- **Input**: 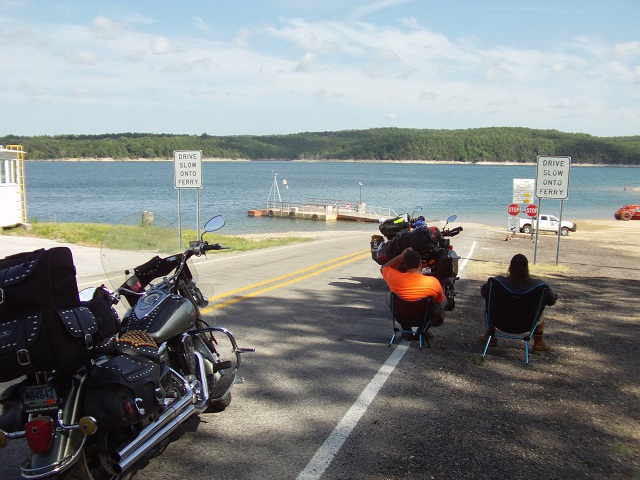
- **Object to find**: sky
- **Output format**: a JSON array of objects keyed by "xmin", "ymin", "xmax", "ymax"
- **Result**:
[{"xmin": 0, "ymin": 0, "xmax": 638, "ymax": 137}]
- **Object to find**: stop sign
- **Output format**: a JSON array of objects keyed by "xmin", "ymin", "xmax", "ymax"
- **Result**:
[
  {"xmin": 526, "ymin": 204, "xmax": 538, "ymax": 217},
  {"xmin": 507, "ymin": 203, "xmax": 520, "ymax": 216}
]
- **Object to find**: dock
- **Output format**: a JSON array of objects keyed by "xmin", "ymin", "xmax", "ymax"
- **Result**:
[
  {"xmin": 248, "ymin": 198, "xmax": 398, "ymax": 223},
  {"xmin": 249, "ymin": 172, "xmax": 397, "ymax": 223}
]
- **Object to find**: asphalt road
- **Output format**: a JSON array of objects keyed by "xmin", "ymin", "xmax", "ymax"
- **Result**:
[{"xmin": 0, "ymin": 224, "xmax": 482, "ymax": 479}]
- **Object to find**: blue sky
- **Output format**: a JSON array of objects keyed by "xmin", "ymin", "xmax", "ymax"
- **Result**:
[{"xmin": 0, "ymin": 0, "xmax": 638, "ymax": 137}]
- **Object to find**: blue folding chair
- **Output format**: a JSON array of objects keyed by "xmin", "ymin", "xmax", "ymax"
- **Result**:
[
  {"xmin": 482, "ymin": 277, "xmax": 549, "ymax": 365},
  {"xmin": 389, "ymin": 292, "xmax": 433, "ymax": 350}
]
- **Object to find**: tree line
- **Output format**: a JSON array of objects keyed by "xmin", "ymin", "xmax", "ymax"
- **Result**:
[{"xmin": 2, "ymin": 127, "xmax": 639, "ymax": 165}]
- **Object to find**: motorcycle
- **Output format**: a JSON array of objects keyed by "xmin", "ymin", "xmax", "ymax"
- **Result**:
[
  {"xmin": 0, "ymin": 213, "xmax": 253, "ymax": 479},
  {"xmin": 370, "ymin": 206, "xmax": 463, "ymax": 310}
]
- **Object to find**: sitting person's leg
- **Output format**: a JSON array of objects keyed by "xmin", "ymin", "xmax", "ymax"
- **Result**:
[
  {"xmin": 430, "ymin": 300, "xmax": 446, "ymax": 327},
  {"xmin": 532, "ymin": 319, "xmax": 550, "ymax": 352}
]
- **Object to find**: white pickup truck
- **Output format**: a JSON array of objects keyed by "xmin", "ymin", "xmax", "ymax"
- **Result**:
[{"xmin": 519, "ymin": 214, "xmax": 577, "ymax": 236}]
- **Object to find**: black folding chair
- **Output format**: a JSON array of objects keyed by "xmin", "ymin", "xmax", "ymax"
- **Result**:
[
  {"xmin": 389, "ymin": 292, "xmax": 433, "ymax": 350},
  {"xmin": 482, "ymin": 277, "xmax": 549, "ymax": 365}
]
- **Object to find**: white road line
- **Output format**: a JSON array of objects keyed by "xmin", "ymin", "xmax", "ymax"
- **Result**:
[
  {"xmin": 296, "ymin": 240, "xmax": 477, "ymax": 480},
  {"xmin": 296, "ymin": 344, "xmax": 409, "ymax": 480}
]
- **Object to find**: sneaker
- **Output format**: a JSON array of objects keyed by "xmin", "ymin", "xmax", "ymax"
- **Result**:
[{"xmin": 479, "ymin": 332, "xmax": 497, "ymax": 346}]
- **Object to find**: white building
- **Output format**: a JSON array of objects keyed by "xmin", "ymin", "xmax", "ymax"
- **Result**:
[{"xmin": 0, "ymin": 145, "xmax": 27, "ymax": 228}]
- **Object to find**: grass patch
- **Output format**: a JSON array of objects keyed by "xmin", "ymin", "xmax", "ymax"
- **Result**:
[{"xmin": 2, "ymin": 222, "xmax": 311, "ymax": 252}]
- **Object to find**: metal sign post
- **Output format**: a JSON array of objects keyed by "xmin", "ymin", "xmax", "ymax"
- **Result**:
[
  {"xmin": 534, "ymin": 156, "xmax": 571, "ymax": 265},
  {"xmin": 173, "ymin": 150, "xmax": 203, "ymax": 248}
]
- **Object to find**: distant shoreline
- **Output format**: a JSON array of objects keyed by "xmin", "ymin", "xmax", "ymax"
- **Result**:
[{"xmin": 23, "ymin": 158, "xmax": 640, "ymax": 168}]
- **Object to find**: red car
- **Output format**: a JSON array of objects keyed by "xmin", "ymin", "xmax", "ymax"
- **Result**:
[{"xmin": 614, "ymin": 204, "xmax": 640, "ymax": 221}]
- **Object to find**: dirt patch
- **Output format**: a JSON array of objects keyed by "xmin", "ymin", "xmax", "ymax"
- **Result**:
[{"xmin": 435, "ymin": 219, "xmax": 640, "ymax": 479}]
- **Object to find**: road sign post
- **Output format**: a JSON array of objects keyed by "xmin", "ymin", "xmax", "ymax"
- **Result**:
[
  {"xmin": 173, "ymin": 150, "xmax": 203, "ymax": 247},
  {"xmin": 534, "ymin": 156, "xmax": 571, "ymax": 265},
  {"xmin": 507, "ymin": 203, "xmax": 521, "ymax": 235}
]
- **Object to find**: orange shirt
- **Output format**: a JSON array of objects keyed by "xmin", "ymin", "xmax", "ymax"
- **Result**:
[{"xmin": 382, "ymin": 266, "xmax": 445, "ymax": 303}]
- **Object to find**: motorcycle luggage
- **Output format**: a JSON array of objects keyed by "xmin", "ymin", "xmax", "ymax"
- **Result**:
[
  {"xmin": 0, "ymin": 247, "xmax": 98, "ymax": 382},
  {"xmin": 395, "ymin": 225, "xmax": 440, "ymax": 254},
  {"xmin": 435, "ymin": 251, "xmax": 460, "ymax": 277},
  {"xmin": 370, "ymin": 235, "xmax": 384, "ymax": 263},
  {"xmin": 85, "ymin": 353, "xmax": 162, "ymax": 430},
  {"xmin": 376, "ymin": 240, "xmax": 400, "ymax": 266},
  {"xmin": 379, "ymin": 217, "xmax": 410, "ymax": 239}
]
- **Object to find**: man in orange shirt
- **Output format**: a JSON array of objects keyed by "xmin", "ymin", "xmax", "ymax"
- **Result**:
[{"xmin": 381, "ymin": 247, "xmax": 447, "ymax": 334}]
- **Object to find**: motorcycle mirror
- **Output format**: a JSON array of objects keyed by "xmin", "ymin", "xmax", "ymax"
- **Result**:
[
  {"xmin": 79, "ymin": 287, "xmax": 99, "ymax": 302},
  {"xmin": 203, "ymin": 215, "xmax": 225, "ymax": 233},
  {"xmin": 446, "ymin": 214, "xmax": 457, "ymax": 223}
]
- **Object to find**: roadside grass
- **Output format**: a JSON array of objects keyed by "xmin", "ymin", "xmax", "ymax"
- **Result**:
[{"xmin": 1, "ymin": 222, "xmax": 311, "ymax": 251}]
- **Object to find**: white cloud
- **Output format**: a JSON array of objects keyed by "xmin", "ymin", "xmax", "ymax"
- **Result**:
[
  {"xmin": 91, "ymin": 15, "xmax": 122, "ymax": 40},
  {"xmin": 65, "ymin": 49, "xmax": 100, "ymax": 65},
  {"xmin": 151, "ymin": 36, "xmax": 171, "ymax": 55},
  {"xmin": 0, "ymin": 3, "xmax": 637, "ymax": 137},
  {"xmin": 612, "ymin": 41, "xmax": 640, "ymax": 58},
  {"xmin": 193, "ymin": 16, "xmax": 210, "ymax": 34},
  {"xmin": 487, "ymin": 96, "xmax": 517, "ymax": 106}
]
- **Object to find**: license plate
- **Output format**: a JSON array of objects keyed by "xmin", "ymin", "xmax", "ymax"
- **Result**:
[{"xmin": 21, "ymin": 385, "xmax": 58, "ymax": 413}]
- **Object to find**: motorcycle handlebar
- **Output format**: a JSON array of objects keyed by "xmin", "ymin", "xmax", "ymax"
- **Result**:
[
  {"xmin": 203, "ymin": 243, "xmax": 230, "ymax": 252},
  {"xmin": 442, "ymin": 226, "xmax": 463, "ymax": 237}
]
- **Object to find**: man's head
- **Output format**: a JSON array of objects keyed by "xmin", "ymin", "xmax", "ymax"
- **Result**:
[
  {"xmin": 403, "ymin": 250, "xmax": 422, "ymax": 271},
  {"xmin": 508, "ymin": 253, "xmax": 529, "ymax": 280}
]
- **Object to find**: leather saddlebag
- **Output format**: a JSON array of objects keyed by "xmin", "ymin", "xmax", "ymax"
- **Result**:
[
  {"xmin": 85, "ymin": 354, "xmax": 161, "ymax": 430},
  {"xmin": 0, "ymin": 247, "xmax": 98, "ymax": 381}
]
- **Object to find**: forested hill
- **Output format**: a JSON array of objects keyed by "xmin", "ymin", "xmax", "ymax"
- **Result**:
[{"xmin": 2, "ymin": 127, "xmax": 639, "ymax": 165}]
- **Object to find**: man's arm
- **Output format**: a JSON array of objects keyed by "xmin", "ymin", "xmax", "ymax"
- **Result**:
[
  {"xmin": 545, "ymin": 284, "xmax": 558, "ymax": 306},
  {"xmin": 380, "ymin": 247, "xmax": 413, "ymax": 273}
]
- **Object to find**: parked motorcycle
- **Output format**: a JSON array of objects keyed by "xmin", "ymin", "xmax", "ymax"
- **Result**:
[
  {"xmin": 0, "ymin": 213, "xmax": 253, "ymax": 479},
  {"xmin": 370, "ymin": 206, "xmax": 463, "ymax": 310}
]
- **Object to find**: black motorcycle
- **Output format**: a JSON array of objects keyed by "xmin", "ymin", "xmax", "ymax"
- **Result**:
[
  {"xmin": 371, "ymin": 207, "xmax": 463, "ymax": 310},
  {"xmin": 0, "ymin": 213, "xmax": 253, "ymax": 479}
]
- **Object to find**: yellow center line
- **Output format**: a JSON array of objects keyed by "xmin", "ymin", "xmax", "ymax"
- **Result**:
[{"xmin": 203, "ymin": 250, "xmax": 371, "ymax": 313}]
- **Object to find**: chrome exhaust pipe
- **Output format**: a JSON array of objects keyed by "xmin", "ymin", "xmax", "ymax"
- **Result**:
[
  {"xmin": 116, "ymin": 404, "xmax": 195, "ymax": 474},
  {"xmin": 114, "ymin": 371, "xmax": 195, "ymax": 466},
  {"xmin": 115, "ymin": 354, "xmax": 210, "ymax": 474}
]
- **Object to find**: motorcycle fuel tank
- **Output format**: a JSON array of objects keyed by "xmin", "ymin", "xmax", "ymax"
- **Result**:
[{"xmin": 123, "ymin": 289, "xmax": 196, "ymax": 343}]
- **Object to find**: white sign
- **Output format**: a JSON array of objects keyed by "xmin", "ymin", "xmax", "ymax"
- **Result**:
[
  {"xmin": 173, "ymin": 150, "xmax": 202, "ymax": 189},
  {"xmin": 536, "ymin": 156, "xmax": 570, "ymax": 199},
  {"xmin": 513, "ymin": 178, "xmax": 535, "ymax": 204},
  {"xmin": 507, "ymin": 216, "xmax": 520, "ymax": 232}
]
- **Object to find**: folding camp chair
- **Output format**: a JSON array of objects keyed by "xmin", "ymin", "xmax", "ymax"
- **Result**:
[
  {"xmin": 482, "ymin": 277, "xmax": 549, "ymax": 365},
  {"xmin": 389, "ymin": 292, "xmax": 434, "ymax": 350}
]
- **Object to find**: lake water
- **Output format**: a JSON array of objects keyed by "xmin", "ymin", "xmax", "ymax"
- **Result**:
[{"xmin": 23, "ymin": 161, "xmax": 640, "ymax": 235}]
